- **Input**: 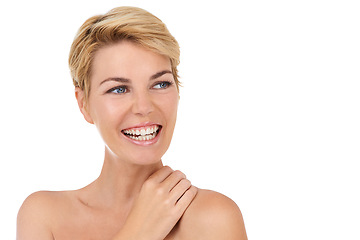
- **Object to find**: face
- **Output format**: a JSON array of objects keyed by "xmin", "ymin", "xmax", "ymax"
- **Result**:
[{"xmin": 76, "ymin": 41, "xmax": 179, "ymax": 165}]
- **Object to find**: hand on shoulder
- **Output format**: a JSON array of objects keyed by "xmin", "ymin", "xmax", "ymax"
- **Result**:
[{"xmin": 176, "ymin": 189, "xmax": 247, "ymax": 240}]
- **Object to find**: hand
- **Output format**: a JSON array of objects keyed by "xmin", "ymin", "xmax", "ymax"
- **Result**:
[{"xmin": 115, "ymin": 166, "xmax": 198, "ymax": 240}]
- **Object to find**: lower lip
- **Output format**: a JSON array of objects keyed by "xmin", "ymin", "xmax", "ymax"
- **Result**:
[{"xmin": 122, "ymin": 128, "xmax": 162, "ymax": 146}]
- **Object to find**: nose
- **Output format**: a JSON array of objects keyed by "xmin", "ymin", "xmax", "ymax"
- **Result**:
[{"xmin": 132, "ymin": 91, "xmax": 154, "ymax": 116}]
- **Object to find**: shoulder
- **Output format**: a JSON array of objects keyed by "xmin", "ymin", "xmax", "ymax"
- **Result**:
[
  {"xmin": 17, "ymin": 191, "xmax": 70, "ymax": 240},
  {"xmin": 177, "ymin": 189, "xmax": 247, "ymax": 240}
]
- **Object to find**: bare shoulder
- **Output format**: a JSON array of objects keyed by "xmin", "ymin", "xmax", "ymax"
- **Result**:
[
  {"xmin": 177, "ymin": 189, "xmax": 247, "ymax": 240},
  {"xmin": 17, "ymin": 191, "xmax": 69, "ymax": 240}
]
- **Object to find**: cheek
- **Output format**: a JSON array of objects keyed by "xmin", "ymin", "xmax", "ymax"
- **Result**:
[
  {"xmin": 162, "ymin": 92, "xmax": 179, "ymax": 118},
  {"xmin": 91, "ymin": 99, "xmax": 127, "ymax": 132},
  {"xmin": 161, "ymin": 94, "xmax": 179, "ymax": 133}
]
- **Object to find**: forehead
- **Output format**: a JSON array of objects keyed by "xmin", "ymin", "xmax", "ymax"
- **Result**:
[{"xmin": 91, "ymin": 41, "xmax": 172, "ymax": 84}]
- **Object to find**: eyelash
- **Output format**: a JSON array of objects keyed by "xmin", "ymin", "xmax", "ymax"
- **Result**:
[
  {"xmin": 106, "ymin": 81, "xmax": 174, "ymax": 94},
  {"xmin": 106, "ymin": 85, "xmax": 128, "ymax": 94},
  {"xmin": 153, "ymin": 81, "xmax": 173, "ymax": 89}
]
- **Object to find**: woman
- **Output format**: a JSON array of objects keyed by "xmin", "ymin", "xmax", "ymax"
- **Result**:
[{"xmin": 17, "ymin": 6, "xmax": 247, "ymax": 240}]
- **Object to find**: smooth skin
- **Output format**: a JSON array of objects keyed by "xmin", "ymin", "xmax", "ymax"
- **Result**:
[{"xmin": 17, "ymin": 41, "xmax": 247, "ymax": 240}]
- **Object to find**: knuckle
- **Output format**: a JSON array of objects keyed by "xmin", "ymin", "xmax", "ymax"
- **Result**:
[
  {"xmin": 190, "ymin": 186, "xmax": 198, "ymax": 196},
  {"xmin": 163, "ymin": 165, "xmax": 173, "ymax": 172},
  {"xmin": 155, "ymin": 186, "xmax": 166, "ymax": 196},
  {"xmin": 173, "ymin": 170, "xmax": 186, "ymax": 179},
  {"xmin": 186, "ymin": 186, "xmax": 196, "ymax": 195},
  {"xmin": 144, "ymin": 178, "xmax": 155, "ymax": 187},
  {"xmin": 182, "ymin": 178, "xmax": 191, "ymax": 186},
  {"xmin": 163, "ymin": 198, "xmax": 172, "ymax": 208}
]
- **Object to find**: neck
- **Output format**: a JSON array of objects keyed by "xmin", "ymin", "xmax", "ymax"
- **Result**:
[{"xmin": 83, "ymin": 147, "xmax": 163, "ymax": 209}]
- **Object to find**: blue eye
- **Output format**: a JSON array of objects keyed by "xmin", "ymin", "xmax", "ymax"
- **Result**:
[
  {"xmin": 153, "ymin": 81, "xmax": 172, "ymax": 89},
  {"xmin": 107, "ymin": 86, "xmax": 128, "ymax": 94}
]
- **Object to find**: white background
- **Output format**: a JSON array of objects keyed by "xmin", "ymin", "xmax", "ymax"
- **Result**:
[{"xmin": 1, "ymin": 0, "xmax": 359, "ymax": 239}]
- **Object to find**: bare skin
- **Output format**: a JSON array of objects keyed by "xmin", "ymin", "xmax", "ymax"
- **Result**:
[{"xmin": 17, "ymin": 41, "xmax": 247, "ymax": 240}]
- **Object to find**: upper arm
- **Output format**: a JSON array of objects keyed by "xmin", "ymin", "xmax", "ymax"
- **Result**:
[
  {"xmin": 17, "ymin": 191, "xmax": 54, "ymax": 240},
  {"xmin": 179, "ymin": 189, "xmax": 247, "ymax": 240}
]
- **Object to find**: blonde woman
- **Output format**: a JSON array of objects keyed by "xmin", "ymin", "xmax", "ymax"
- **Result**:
[{"xmin": 17, "ymin": 7, "xmax": 247, "ymax": 240}]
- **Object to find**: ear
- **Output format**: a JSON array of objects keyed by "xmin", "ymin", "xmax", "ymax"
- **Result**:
[{"xmin": 75, "ymin": 87, "xmax": 94, "ymax": 124}]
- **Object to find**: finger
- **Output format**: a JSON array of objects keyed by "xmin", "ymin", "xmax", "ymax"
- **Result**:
[
  {"xmin": 169, "ymin": 178, "xmax": 192, "ymax": 203},
  {"xmin": 175, "ymin": 186, "xmax": 198, "ymax": 212},
  {"xmin": 161, "ymin": 170, "xmax": 186, "ymax": 192},
  {"xmin": 147, "ymin": 166, "xmax": 173, "ymax": 183}
]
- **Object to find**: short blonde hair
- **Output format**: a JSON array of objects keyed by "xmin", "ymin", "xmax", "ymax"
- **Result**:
[{"xmin": 69, "ymin": 6, "xmax": 180, "ymax": 102}]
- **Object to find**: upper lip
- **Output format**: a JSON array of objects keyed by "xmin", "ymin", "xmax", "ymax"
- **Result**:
[{"xmin": 122, "ymin": 122, "xmax": 162, "ymax": 131}]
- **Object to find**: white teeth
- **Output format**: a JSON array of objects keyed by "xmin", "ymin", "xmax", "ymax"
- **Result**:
[
  {"xmin": 127, "ymin": 132, "xmax": 157, "ymax": 141},
  {"xmin": 123, "ymin": 125, "xmax": 160, "ymax": 141}
]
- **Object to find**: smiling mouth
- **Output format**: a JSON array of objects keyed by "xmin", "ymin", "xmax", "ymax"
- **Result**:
[{"xmin": 122, "ymin": 125, "xmax": 162, "ymax": 141}]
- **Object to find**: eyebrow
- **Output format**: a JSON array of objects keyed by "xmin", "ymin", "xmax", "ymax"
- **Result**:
[
  {"xmin": 99, "ymin": 70, "xmax": 173, "ymax": 86},
  {"xmin": 99, "ymin": 77, "xmax": 130, "ymax": 86},
  {"xmin": 150, "ymin": 70, "xmax": 173, "ymax": 80}
]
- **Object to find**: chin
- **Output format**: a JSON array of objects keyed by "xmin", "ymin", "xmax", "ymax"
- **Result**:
[
  {"xmin": 105, "ymin": 144, "xmax": 167, "ymax": 166},
  {"xmin": 127, "ymin": 147, "xmax": 168, "ymax": 165},
  {"xmin": 103, "ymin": 123, "xmax": 173, "ymax": 166}
]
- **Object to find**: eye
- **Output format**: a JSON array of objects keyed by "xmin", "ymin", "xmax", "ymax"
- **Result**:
[
  {"xmin": 153, "ymin": 81, "xmax": 173, "ymax": 89},
  {"xmin": 107, "ymin": 86, "xmax": 128, "ymax": 94}
]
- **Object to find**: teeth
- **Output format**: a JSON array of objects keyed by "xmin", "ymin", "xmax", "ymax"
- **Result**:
[
  {"xmin": 123, "ymin": 125, "xmax": 160, "ymax": 141},
  {"xmin": 127, "ymin": 131, "xmax": 157, "ymax": 141}
]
